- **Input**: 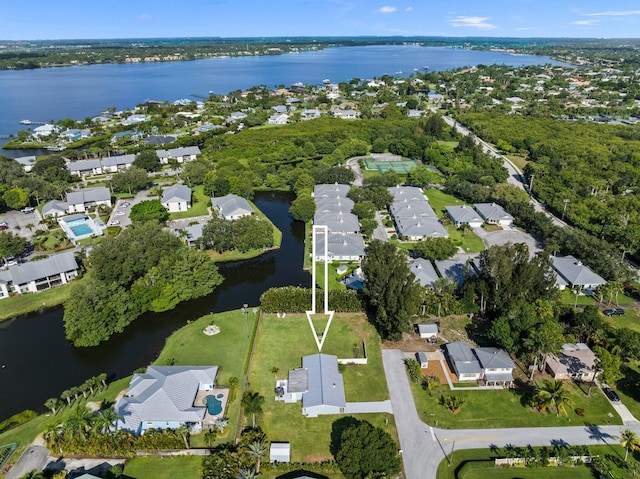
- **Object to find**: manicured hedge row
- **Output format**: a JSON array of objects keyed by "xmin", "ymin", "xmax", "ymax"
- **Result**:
[{"xmin": 260, "ymin": 286, "xmax": 363, "ymax": 313}]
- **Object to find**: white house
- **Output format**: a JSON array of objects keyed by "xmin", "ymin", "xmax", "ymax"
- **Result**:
[
  {"xmin": 0, "ymin": 252, "xmax": 79, "ymax": 299},
  {"xmin": 161, "ymin": 184, "xmax": 192, "ymax": 212},
  {"xmin": 115, "ymin": 365, "xmax": 218, "ymax": 435},
  {"xmin": 32, "ymin": 124, "xmax": 60, "ymax": 138},
  {"xmin": 445, "ymin": 205, "xmax": 484, "ymax": 228},
  {"xmin": 300, "ymin": 109, "xmax": 321, "ymax": 120},
  {"xmin": 66, "ymin": 187, "xmax": 112, "ymax": 213},
  {"xmin": 268, "ymin": 113, "xmax": 289, "ymax": 125},
  {"xmin": 474, "ymin": 203, "xmax": 514, "ymax": 227},
  {"xmin": 552, "ymin": 255, "xmax": 606, "ymax": 292},
  {"xmin": 210, "ymin": 194, "xmax": 253, "ymax": 220},
  {"xmin": 42, "ymin": 200, "xmax": 69, "ymax": 218},
  {"xmin": 302, "ymin": 354, "xmax": 346, "ymax": 417},
  {"xmin": 474, "ymin": 347, "xmax": 514, "ymax": 386},
  {"xmin": 444, "ymin": 342, "xmax": 483, "ymax": 381},
  {"xmin": 332, "ymin": 109, "xmax": 359, "ymax": 119},
  {"xmin": 14, "ymin": 156, "xmax": 37, "ymax": 173},
  {"xmin": 157, "ymin": 146, "xmax": 201, "ymax": 164},
  {"xmin": 121, "ymin": 114, "xmax": 149, "ymax": 126},
  {"xmin": 395, "ymin": 217, "xmax": 449, "ymax": 241},
  {"xmin": 314, "ymin": 233, "xmax": 366, "ymax": 263}
]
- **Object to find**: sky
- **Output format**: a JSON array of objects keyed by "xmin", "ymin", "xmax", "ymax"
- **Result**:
[{"xmin": 3, "ymin": 0, "xmax": 640, "ymax": 40}]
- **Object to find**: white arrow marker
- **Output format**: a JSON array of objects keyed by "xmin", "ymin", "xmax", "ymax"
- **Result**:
[{"xmin": 306, "ymin": 224, "xmax": 335, "ymax": 351}]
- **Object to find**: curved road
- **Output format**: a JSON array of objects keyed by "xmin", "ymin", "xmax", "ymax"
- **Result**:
[{"xmin": 382, "ymin": 349, "xmax": 640, "ymax": 479}]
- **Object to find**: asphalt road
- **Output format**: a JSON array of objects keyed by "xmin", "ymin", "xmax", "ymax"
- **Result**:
[
  {"xmin": 346, "ymin": 157, "xmax": 365, "ymax": 187},
  {"xmin": 5, "ymin": 446, "xmax": 50, "ymax": 479}
]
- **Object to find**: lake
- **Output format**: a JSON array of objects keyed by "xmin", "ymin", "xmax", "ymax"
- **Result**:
[
  {"xmin": 0, "ymin": 190, "xmax": 309, "ymax": 420},
  {"xmin": 0, "ymin": 44, "xmax": 567, "ymax": 137}
]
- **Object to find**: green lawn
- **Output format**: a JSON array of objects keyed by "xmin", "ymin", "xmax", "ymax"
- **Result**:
[
  {"xmin": 436, "ymin": 140, "xmax": 459, "ymax": 151},
  {"xmin": 170, "ymin": 184, "xmax": 211, "ymax": 219},
  {"xmin": 0, "ymin": 276, "xmax": 86, "ymax": 321},
  {"xmin": 604, "ymin": 309, "xmax": 640, "ymax": 331},
  {"xmin": 506, "ymin": 154, "xmax": 529, "ymax": 171},
  {"xmin": 445, "ymin": 226, "xmax": 485, "ymax": 253},
  {"xmin": 153, "ymin": 310, "xmax": 259, "ymax": 446},
  {"xmin": 424, "ymin": 188, "xmax": 466, "ymax": 215},
  {"xmin": 248, "ymin": 313, "xmax": 394, "ymax": 462},
  {"xmin": 123, "ymin": 456, "xmax": 202, "ymax": 479},
  {"xmin": 411, "ymin": 378, "xmax": 621, "ymax": 429},
  {"xmin": 617, "ymin": 361, "xmax": 640, "ymax": 420}
]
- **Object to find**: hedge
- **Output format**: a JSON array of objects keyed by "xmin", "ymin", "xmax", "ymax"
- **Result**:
[{"xmin": 260, "ymin": 286, "xmax": 363, "ymax": 313}]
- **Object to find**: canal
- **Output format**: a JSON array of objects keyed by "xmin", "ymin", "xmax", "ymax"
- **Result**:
[{"xmin": 0, "ymin": 190, "xmax": 309, "ymax": 421}]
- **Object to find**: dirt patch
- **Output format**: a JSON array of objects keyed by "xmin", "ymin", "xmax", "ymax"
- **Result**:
[
  {"xmin": 304, "ymin": 453, "xmax": 333, "ymax": 462},
  {"xmin": 421, "ymin": 357, "xmax": 453, "ymax": 385}
]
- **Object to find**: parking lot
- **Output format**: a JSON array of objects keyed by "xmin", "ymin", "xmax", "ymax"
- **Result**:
[
  {"xmin": 107, "ymin": 190, "xmax": 154, "ymax": 228},
  {"xmin": 0, "ymin": 209, "xmax": 42, "ymax": 240}
]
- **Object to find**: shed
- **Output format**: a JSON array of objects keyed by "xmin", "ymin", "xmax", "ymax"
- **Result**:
[
  {"xmin": 270, "ymin": 442, "xmax": 291, "ymax": 463},
  {"xmin": 416, "ymin": 352, "xmax": 428, "ymax": 368},
  {"xmin": 417, "ymin": 323, "xmax": 438, "ymax": 341}
]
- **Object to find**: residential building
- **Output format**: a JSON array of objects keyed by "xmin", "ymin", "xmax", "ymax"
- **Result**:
[
  {"xmin": 315, "ymin": 196, "xmax": 354, "ymax": 213},
  {"xmin": 546, "ymin": 343, "xmax": 598, "ymax": 381},
  {"xmin": 332, "ymin": 109, "xmax": 359, "ymax": 119},
  {"xmin": 268, "ymin": 113, "xmax": 289, "ymax": 125},
  {"xmin": 390, "ymin": 200, "xmax": 436, "ymax": 219},
  {"xmin": 300, "ymin": 109, "xmax": 321, "ymax": 120},
  {"xmin": 156, "ymin": 146, "xmax": 201, "ymax": 164},
  {"xmin": 314, "ymin": 233, "xmax": 365, "ymax": 263},
  {"xmin": 67, "ymin": 154, "xmax": 135, "ymax": 176},
  {"xmin": 0, "ymin": 252, "xmax": 79, "ymax": 299},
  {"xmin": 395, "ymin": 217, "xmax": 449, "ymax": 241},
  {"xmin": 445, "ymin": 205, "xmax": 484, "ymax": 228},
  {"xmin": 410, "ymin": 258, "xmax": 439, "ymax": 288},
  {"xmin": 66, "ymin": 187, "xmax": 112, "ymax": 213},
  {"xmin": 474, "ymin": 203, "xmax": 514, "ymax": 227},
  {"xmin": 211, "ymin": 194, "xmax": 253, "ymax": 220},
  {"xmin": 552, "ymin": 255, "xmax": 606, "ymax": 292},
  {"xmin": 301, "ymin": 354, "xmax": 346, "ymax": 417},
  {"xmin": 115, "ymin": 365, "xmax": 218, "ymax": 435},
  {"xmin": 417, "ymin": 323, "xmax": 438, "ymax": 341},
  {"xmin": 161, "ymin": 184, "xmax": 192, "ymax": 212},
  {"xmin": 32, "ymin": 124, "xmax": 60, "ymax": 138},
  {"xmin": 474, "ymin": 347, "xmax": 514, "ymax": 386},
  {"xmin": 313, "ymin": 184, "xmax": 351, "ymax": 199},
  {"xmin": 42, "ymin": 200, "xmax": 69, "ymax": 218},
  {"xmin": 313, "ymin": 211, "xmax": 360, "ymax": 235},
  {"xmin": 14, "ymin": 156, "xmax": 37, "ymax": 173},
  {"xmin": 444, "ymin": 342, "xmax": 483, "ymax": 381},
  {"xmin": 433, "ymin": 258, "xmax": 474, "ymax": 289}
]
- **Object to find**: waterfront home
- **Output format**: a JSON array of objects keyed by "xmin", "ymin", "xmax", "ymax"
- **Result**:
[
  {"xmin": 445, "ymin": 205, "xmax": 484, "ymax": 228},
  {"xmin": 115, "ymin": 365, "xmax": 218, "ymax": 435},
  {"xmin": 60, "ymin": 129, "xmax": 91, "ymax": 142},
  {"xmin": 551, "ymin": 255, "xmax": 606, "ymax": 292},
  {"xmin": 313, "ymin": 211, "xmax": 360, "ymax": 235},
  {"xmin": 0, "ymin": 252, "xmax": 78, "ymax": 299},
  {"xmin": 474, "ymin": 203, "xmax": 514, "ymax": 227},
  {"xmin": 314, "ymin": 233, "xmax": 365, "ymax": 263},
  {"xmin": 315, "ymin": 196, "xmax": 355, "ymax": 214},
  {"xmin": 32, "ymin": 124, "xmax": 60, "ymax": 138},
  {"xmin": 280, "ymin": 354, "xmax": 346, "ymax": 417},
  {"xmin": 161, "ymin": 184, "xmax": 192, "ymax": 212},
  {"xmin": 66, "ymin": 187, "xmax": 112, "ymax": 213},
  {"xmin": 14, "ymin": 156, "xmax": 37, "ymax": 173},
  {"xmin": 211, "ymin": 194, "xmax": 253, "ymax": 220},
  {"xmin": 546, "ymin": 343, "xmax": 598, "ymax": 381}
]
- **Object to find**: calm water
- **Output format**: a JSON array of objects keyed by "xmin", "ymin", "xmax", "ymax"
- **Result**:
[
  {"xmin": 0, "ymin": 190, "xmax": 309, "ymax": 420},
  {"xmin": 0, "ymin": 45, "xmax": 566, "ymax": 137}
]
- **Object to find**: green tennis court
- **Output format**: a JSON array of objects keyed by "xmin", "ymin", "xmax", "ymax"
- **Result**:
[{"xmin": 363, "ymin": 158, "xmax": 419, "ymax": 173}]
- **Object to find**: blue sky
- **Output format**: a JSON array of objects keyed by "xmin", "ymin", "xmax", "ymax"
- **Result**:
[{"xmin": 3, "ymin": 0, "xmax": 640, "ymax": 40}]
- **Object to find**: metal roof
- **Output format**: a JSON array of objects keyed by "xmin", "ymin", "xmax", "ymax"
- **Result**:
[
  {"xmin": 410, "ymin": 259, "xmax": 439, "ymax": 287},
  {"xmin": 313, "ymin": 211, "xmax": 360, "ymax": 234},
  {"xmin": 313, "ymin": 184, "xmax": 351, "ymax": 198},
  {"xmin": 474, "ymin": 347, "xmax": 515, "ymax": 370},
  {"xmin": 552, "ymin": 255, "xmax": 606, "ymax": 288},
  {"xmin": 445, "ymin": 205, "xmax": 483, "ymax": 225},
  {"xmin": 473, "ymin": 203, "xmax": 514, "ymax": 223},
  {"xmin": 66, "ymin": 187, "xmax": 111, "ymax": 205},
  {"xmin": 395, "ymin": 217, "xmax": 448, "ymax": 238},
  {"xmin": 211, "ymin": 194, "xmax": 253, "ymax": 219},
  {"xmin": 301, "ymin": 354, "xmax": 346, "ymax": 409},
  {"xmin": 390, "ymin": 200, "xmax": 436, "ymax": 219},
  {"xmin": 162, "ymin": 184, "xmax": 192, "ymax": 204},
  {"xmin": 315, "ymin": 233, "xmax": 365, "ymax": 258}
]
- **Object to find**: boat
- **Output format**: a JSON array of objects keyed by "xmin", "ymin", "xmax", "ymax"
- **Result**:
[
  {"xmin": 323, "ymin": 79, "xmax": 331, "ymax": 84},
  {"xmin": 45, "ymin": 145, "xmax": 66, "ymax": 152},
  {"xmin": 20, "ymin": 120, "xmax": 31, "ymax": 125},
  {"xmin": 422, "ymin": 66, "xmax": 429, "ymax": 70}
]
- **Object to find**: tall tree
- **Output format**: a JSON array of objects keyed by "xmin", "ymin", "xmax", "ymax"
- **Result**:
[
  {"xmin": 620, "ymin": 429, "xmax": 640, "ymax": 462},
  {"xmin": 133, "ymin": 149, "xmax": 161, "ymax": 172},
  {"xmin": 532, "ymin": 379, "xmax": 572, "ymax": 416},
  {"xmin": 241, "ymin": 392, "xmax": 264, "ymax": 428},
  {"xmin": 289, "ymin": 192, "xmax": 316, "ymax": 223},
  {"xmin": 246, "ymin": 439, "xmax": 267, "ymax": 473},
  {"xmin": 361, "ymin": 240, "xmax": 422, "ymax": 340},
  {"xmin": 0, "ymin": 231, "xmax": 27, "ymax": 262}
]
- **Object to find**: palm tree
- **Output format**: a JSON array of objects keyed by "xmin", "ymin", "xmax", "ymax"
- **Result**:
[
  {"xmin": 620, "ymin": 429, "xmax": 640, "ymax": 462},
  {"xmin": 45, "ymin": 398, "xmax": 62, "ymax": 416},
  {"xmin": 247, "ymin": 439, "xmax": 267, "ymax": 473},
  {"xmin": 92, "ymin": 408, "xmax": 120, "ymax": 434},
  {"xmin": 533, "ymin": 379, "xmax": 573, "ymax": 416},
  {"xmin": 269, "ymin": 366, "xmax": 280, "ymax": 379},
  {"xmin": 64, "ymin": 407, "xmax": 92, "ymax": 441},
  {"xmin": 242, "ymin": 391, "xmax": 265, "ymax": 428},
  {"xmin": 440, "ymin": 394, "xmax": 465, "ymax": 414},
  {"xmin": 96, "ymin": 372, "xmax": 108, "ymax": 389},
  {"xmin": 175, "ymin": 424, "xmax": 190, "ymax": 449},
  {"xmin": 203, "ymin": 429, "xmax": 217, "ymax": 448},
  {"xmin": 60, "ymin": 389, "xmax": 72, "ymax": 406}
]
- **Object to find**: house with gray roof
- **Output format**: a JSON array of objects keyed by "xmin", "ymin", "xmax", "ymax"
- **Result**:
[
  {"xmin": 388, "ymin": 186, "xmax": 426, "ymax": 202},
  {"xmin": 433, "ymin": 258, "xmax": 474, "ymax": 289},
  {"xmin": 157, "ymin": 146, "xmax": 201, "ymax": 164},
  {"xmin": 417, "ymin": 323, "xmax": 438, "ymax": 341},
  {"xmin": 115, "ymin": 365, "xmax": 218, "ymax": 435},
  {"xmin": 268, "ymin": 113, "xmax": 289, "ymax": 125},
  {"xmin": 42, "ymin": 200, "xmax": 69, "ymax": 218},
  {"xmin": 100, "ymin": 154, "xmax": 136, "ymax": 173},
  {"xmin": 301, "ymin": 354, "xmax": 346, "ymax": 417},
  {"xmin": 390, "ymin": 199, "xmax": 436, "ymax": 219},
  {"xmin": 552, "ymin": 255, "xmax": 606, "ymax": 292},
  {"xmin": 179, "ymin": 222, "xmax": 204, "ymax": 247},
  {"xmin": 410, "ymin": 258, "xmax": 439, "ymax": 288},
  {"xmin": 444, "ymin": 342, "xmax": 483, "ymax": 381},
  {"xmin": 300, "ymin": 109, "xmax": 321, "ymax": 120},
  {"xmin": 66, "ymin": 187, "xmax": 112, "ymax": 213},
  {"xmin": 315, "ymin": 196, "xmax": 355, "ymax": 213},
  {"xmin": 14, "ymin": 155, "xmax": 37, "ymax": 173},
  {"xmin": 474, "ymin": 203, "xmax": 514, "ymax": 227},
  {"xmin": 313, "ymin": 211, "xmax": 360, "ymax": 235},
  {"xmin": 161, "ymin": 184, "xmax": 192, "ymax": 213},
  {"xmin": 314, "ymin": 233, "xmax": 365, "ymax": 263},
  {"xmin": 313, "ymin": 184, "xmax": 351, "ymax": 199},
  {"xmin": 0, "ymin": 252, "xmax": 78, "ymax": 299},
  {"xmin": 445, "ymin": 205, "xmax": 484, "ymax": 228},
  {"xmin": 67, "ymin": 159, "xmax": 104, "ymax": 176},
  {"xmin": 211, "ymin": 194, "xmax": 253, "ymax": 220},
  {"xmin": 474, "ymin": 347, "xmax": 514, "ymax": 386},
  {"xmin": 395, "ymin": 217, "xmax": 448, "ymax": 241}
]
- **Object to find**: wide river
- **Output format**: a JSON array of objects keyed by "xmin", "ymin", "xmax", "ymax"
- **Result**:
[{"xmin": 0, "ymin": 45, "xmax": 564, "ymax": 421}]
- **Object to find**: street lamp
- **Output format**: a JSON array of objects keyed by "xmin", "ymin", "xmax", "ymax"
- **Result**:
[
  {"xmin": 241, "ymin": 303, "xmax": 249, "ymax": 338},
  {"xmin": 562, "ymin": 199, "xmax": 570, "ymax": 221}
]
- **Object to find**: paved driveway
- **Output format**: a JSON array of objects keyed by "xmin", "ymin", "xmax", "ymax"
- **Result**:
[
  {"xmin": 5, "ymin": 446, "xmax": 50, "ymax": 479},
  {"xmin": 0, "ymin": 210, "xmax": 41, "ymax": 240},
  {"xmin": 346, "ymin": 157, "xmax": 365, "ymax": 187},
  {"xmin": 473, "ymin": 227, "xmax": 542, "ymax": 255},
  {"xmin": 108, "ymin": 190, "xmax": 154, "ymax": 228}
]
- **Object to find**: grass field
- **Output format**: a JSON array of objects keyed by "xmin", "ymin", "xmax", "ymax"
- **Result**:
[
  {"xmin": 618, "ymin": 361, "xmax": 640, "ymax": 420},
  {"xmin": 169, "ymin": 184, "xmax": 210, "ymax": 219},
  {"xmin": 123, "ymin": 456, "xmax": 202, "ymax": 479},
  {"xmin": 247, "ymin": 313, "xmax": 395, "ymax": 462},
  {"xmin": 437, "ymin": 444, "xmax": 638, "ymax": 479},
  {"xmin": 411, "ymin": 377, "xmax": 621, "ymax": 429}
]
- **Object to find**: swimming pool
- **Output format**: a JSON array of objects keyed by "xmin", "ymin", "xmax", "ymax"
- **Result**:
[
  {"xmin": 70, "ymin": 223, "xmax": 92, "ymax": 236},
  {"xmin": 205, "ymin": 393, "xmax": 225, "ymax": 416},
  {"xmin": 60, "ymin": 215, "xmax": 104, "ymax": 241}
]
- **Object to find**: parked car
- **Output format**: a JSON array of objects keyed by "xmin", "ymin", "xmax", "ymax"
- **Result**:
[
  {"xmin": 115, "ymin": 211, "xmax": 126, "ymax": 216},
  {"xmin": 603, "ymin": 308, "xmax": 625, "ymax": 316},
  {"xmin": 21, "ymin": 207, "xmax": 35, "ymax": 214},
  {"xmin": 603, "ymin": 387, "xmax": 620, "ymax": 402},
  {"xmin": 0, "ymin": 222, "xmax": 8, "ymax": 230},
  {"xmin": 108, "ymin": 220, "xmax": 120, "ymax": 226}
]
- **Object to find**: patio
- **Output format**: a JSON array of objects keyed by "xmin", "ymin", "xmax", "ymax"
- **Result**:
[{"xmin": 193, "ymin": 387, "xmax": 229, "ymax": 429}]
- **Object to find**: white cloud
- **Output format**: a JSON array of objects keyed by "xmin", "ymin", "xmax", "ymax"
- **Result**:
[
  {"xmin": 376, "ymin": 6, "xmax": 397, "ymax": 14},
  {"xmin": 515, "ymin": 27, "xmax": 535, "ymax": 31},
  {"xmin": 586, "ymin": 10, "xmax": 640, "ymax": 17},
  {"xmin": 571, "ymin": 20, "xmax": 600, "ymax": 25},
  {"xmin": 406, "ymin": 6, "xmax": 413, "ymax": 12},
  {"xmin": 451, "ymin": 16, "xmax": 497, "ymax": 30}
]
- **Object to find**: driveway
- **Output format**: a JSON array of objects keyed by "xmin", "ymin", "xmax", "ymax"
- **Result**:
[
  {"xmin": 108, "ymin": 190, "xmax": 154, "ymax": 228},
  {"xmin": 372, "ymin": 211, "xmax": 388, "ymax": 241},
  {"xmin": 0, "ymin": 210, "xmax": 41, "ymax": 240},
  {"xmin": 473, "ymin": 226, "xmax": 541, "ymax": 256},
  {"xmin": 5, "ymin": 446, "xmax": 50, "ymax": 479},
  {"xmin": 346, "ymin": 157, "xmax": 365, "ymax": 187}
]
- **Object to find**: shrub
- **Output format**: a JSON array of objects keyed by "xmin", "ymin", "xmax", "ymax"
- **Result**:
[{"xmin": 260, "ymin": 287, "xmax": 362, "ymax": 313}]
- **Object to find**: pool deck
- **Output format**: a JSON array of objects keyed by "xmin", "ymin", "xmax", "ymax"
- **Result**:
[{"xmin": 193, "ymin": 387, "xmax": 229, "ymax": 428}]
